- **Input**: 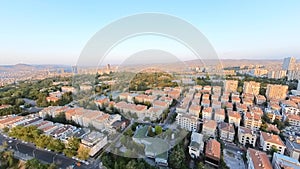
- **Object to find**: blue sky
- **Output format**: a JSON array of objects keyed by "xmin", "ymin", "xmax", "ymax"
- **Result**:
[{"xmin": 0, "ymin": 1, "xmax": 300, "ymax": 65}]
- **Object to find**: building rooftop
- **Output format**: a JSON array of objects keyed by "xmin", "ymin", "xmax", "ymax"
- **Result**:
[
  {"xmin": 205, "ymin": 139, "xmax": 220, "ymax": 159},
  {"xmin": 228, "ymin": 110, "xmax": 241, "ymax": 119},
  {"xmin": 273, "ymin": 153, "xmax": 300, "ymax": 169},
  {"xmin": 239, "ymin": 126, "xmax": 253, "ymax": 134},
  {"xmin": 203, "ymin": 120, "xmax": 217, "ymax": 129},
  {"xmin": 81, "ymin": 131, "xmax": 106, "ymax": 146},
  {"xmin": 219, "ymin": 122, "xmax": 235, "ymax": 133},
  {"xmin": 261, "ymin": 131, "xmax": 285, "ymax": 146},
  {"xmin": 248, "ymin": 148, "xmax": 272, "ymax": 169}
]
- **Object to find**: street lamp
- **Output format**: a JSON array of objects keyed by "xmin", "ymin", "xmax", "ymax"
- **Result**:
[
  {"xmin": 52, "ymin": 154, "xmax": 57, "ymax": 163},
  {"xmin": 15, "ymin": 142, "xmax": 20, "ymax": 152}
]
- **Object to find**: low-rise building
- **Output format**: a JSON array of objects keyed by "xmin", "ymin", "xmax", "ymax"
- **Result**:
[
  {"xmin": 81, "ymin": 131, "xmax": 108, "ymax": 156},
  {"xmin": 205, "ymin": 139, "xmax": 221, "ymax": 167},
  {"xmin": 247, "ymin": 148, "xmax": 272, "ymax": 169},
  {"xmin": 189, "ymin": 132, "xmax": 204, "ymax": 158},
  {"xmin": 238, "ymin": 126, "xmax": 257, "ymax": 147},
  {"xmin": 218, "ymin": 122, "xmax": 235, "ymax": 142},
  {"xmin": 260, "ymin": 131, "xmax": 286, "ymax": 154}
]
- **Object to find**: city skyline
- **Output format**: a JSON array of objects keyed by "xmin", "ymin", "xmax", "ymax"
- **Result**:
[{"xmin": 0, "ymin": 1, "xmax": 300, "ymax": 65}]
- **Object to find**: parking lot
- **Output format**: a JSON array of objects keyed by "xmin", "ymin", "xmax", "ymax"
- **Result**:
[{"xmin": 223, "ymin": 149, "xmax": 245, "ymax": 169}]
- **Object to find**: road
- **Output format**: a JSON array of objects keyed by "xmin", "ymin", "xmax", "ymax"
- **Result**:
[{"xmin": 0, "ymin": 132, "xmax": 100, "ymax": 169}]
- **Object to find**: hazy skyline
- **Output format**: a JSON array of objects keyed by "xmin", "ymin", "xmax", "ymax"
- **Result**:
[{"xmin": 1, "ymin": 1, "xmax": 300, "ymax": 65}]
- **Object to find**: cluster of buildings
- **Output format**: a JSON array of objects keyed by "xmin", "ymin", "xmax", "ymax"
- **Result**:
[
  {"xmin": 236, "ymin": 57, "xmax": 300, "ymax": 80},
  {"xmin": 0, "ymin": 114, "xmax": 108, "ymax": 157},
  {"xmin": 39, "ymin": 106, "xmax": 124, "ymax": 133},
  {"xmin": 96, "ymin": 87, "xmax": 179, "ymax": 122},
  {"xmin": 173, "ymin": 75, "xmax": 300, "ymax": 168}
]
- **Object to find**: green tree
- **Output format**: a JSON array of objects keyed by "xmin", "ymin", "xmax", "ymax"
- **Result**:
[
  {"xmin": 155, "ymin": 126, "xmax": 162, "ymax": 135},
  {"xmin": 0, "ymin": 151, "xmax": 18, "ymax": 168},
  {"xmin": 126, "ymin": 160, "xmax": 138, "ymax": 169},
  {"xmin": 77, "ymin": 146, "xmax": 90, "ymax": 160},
  {"xmin": 197, "ymin": 162, "xmax": 204, "ymax": 169},
  {"xmin": 269, "ymin": 145, "xmax": 279, "ymax": 155},
  {"xmin": 169, "ymin": 144, "xmax": 186, "ymax": 169}
]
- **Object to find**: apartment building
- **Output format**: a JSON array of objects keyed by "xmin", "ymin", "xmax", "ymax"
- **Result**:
[
  {"xmin": 81, "ymin": 131, "xmax": 108, "ymax": 156},
  {"xmin": 214, "ymin": 108, "xmax": 225, "ymax": 123},
  {"xmin": 286, "ymin": 114, "xmax": 300, "ymax": 126},
  {"xmin": 256, "ymin": 95, "xmax": 266, "ymax": 104},
  {"xmin": 205, "ymin": 139, "xmax": 221, "ymax": 167},
  {"xmin": 247, "ymin": 148, "xmax": 272, "ymax": 169},
  {"xmin": 266, "ymin": 84, "xmax": 288, "ymax": 100},
  {"xmin": 188, "ymin": 132, "xmax": 204, "ymax": 158},
  {"xmin": 272, "ymin": 153, "xmax": 300, "ymax": 169},
  {"xmin": 238, "ymin": 126, "xmax": 257, "ymax": 147},
  {"xmin": 244, "ymin": 112, "xmax": 262, "ymax": 130},
  {"xmin": 188, "ymin": 104, "xmax": 201, "ymax": 117},
  {"xmin": 260, "ymin": 131, "xmax": 286, "ymax": 154},
  {"xmin": 228, "ymin": 110, "xmax": 241, "ymax": 126},
  {"xmin": 286, "ymin": 137, "xmax": 300, "ymax": 162},
  {"xmin": 202, "ymin": 107, "xmax": 213, "ymax": 120},
  {"xmin": 202, "ymin": 120, "xmax": 217, "ymax": 137},
  {"xmin": 176, "ymin": 113, "xmax": 199, "ymax": 131},
  {"xmin": 218, "ymin": 122, "xmax": 235, "ymax": 142},
  {"xmin": 224, "ymin": 80, "xmax": 238, "ymax": 93},
  {"xmin": 243, "ymin": 81, "xmax": 260, "ymax": 95}
]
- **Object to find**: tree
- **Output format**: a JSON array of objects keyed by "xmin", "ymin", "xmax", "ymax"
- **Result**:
[
  {"xmin": 2, "ymin": 127, "xmax": 9, "ymax": 133},
  {"xmin": 169, "ymin": 144, "xmax": 186, "ymax": 169},
  {"xmin": 197, "ymin": 162, "xmax": 204, "ymax": 169},
  {"xmin": 0, "ymin": 151, "xmax": 17, "ymax": 168},
  {"xmin": 35, "ymin": 135, "xmax": 51, "ymax": 148},
  {"xmin": 147, "ymin": 126, "xmax": 155, "ymax": 137},
  {"xmin": 64, "ymin": 137, "xmax": 80, "ymax": 157},
  {"xmin": 126, "ymin": 160, "xmax": 138, "ymax": 169},
  {"xmin": 155, "ymin": 126, "xmax": 162, "ymax": 135},
  {"xmin": 260, "ymin": 123, "xmax": 268, "ymax": 132},
  {"xmin": 25, "ymin": 158, "xmax": 49, "ymax": 169},
  {"xmin": 77, "ymin": 146, "xmax": 90, "ymax": 160},
  {"xmin": 269, "ymin": 145, "xmax": 279, "ymax": 155},
  {"xmin": 47, "ymin": 139, "xmax": 65, "ymax": 153}
]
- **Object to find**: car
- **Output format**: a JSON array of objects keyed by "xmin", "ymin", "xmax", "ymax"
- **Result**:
[{"xmin": 8, "ymin": 140, "xmax": 13, "ymax": 143}]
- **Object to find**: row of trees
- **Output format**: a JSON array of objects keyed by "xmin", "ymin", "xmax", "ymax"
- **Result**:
[
  {"xmin": 101, "ymin": 152, "xmax": 157, "ymax": 169},
  {"xmin": 0, "ymin": 105, "xmax": 22, "ymax": 116},
  {"xmin": 8, "ymin": 126, "xmax": 90, "ymax": 160}
]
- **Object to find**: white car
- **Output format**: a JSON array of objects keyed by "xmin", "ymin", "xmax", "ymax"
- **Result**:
[{"xmin": 8, "ymin": 140, "xmax": 13, "ymax": 143}]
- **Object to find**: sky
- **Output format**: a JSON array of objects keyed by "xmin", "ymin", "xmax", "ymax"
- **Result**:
[{"xmin": 0, "ymin": 1, "xmax": 300, "ymax": 65}]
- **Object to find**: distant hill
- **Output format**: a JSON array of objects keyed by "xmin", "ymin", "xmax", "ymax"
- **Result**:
[{"xmin": 0, "ymin": 63, "xmax": 71, "ymax": 72}]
